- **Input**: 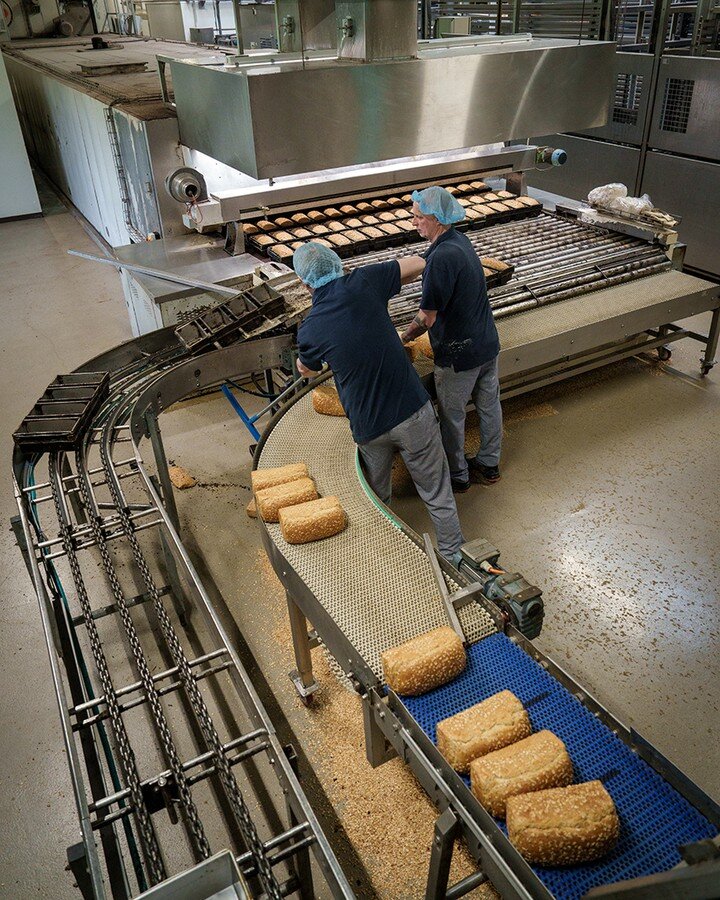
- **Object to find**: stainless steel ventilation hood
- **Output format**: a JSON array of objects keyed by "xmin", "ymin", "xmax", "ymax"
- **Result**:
[{"xmin": 164, "ymin": 36, "xmax": 615, "ymax": 180}]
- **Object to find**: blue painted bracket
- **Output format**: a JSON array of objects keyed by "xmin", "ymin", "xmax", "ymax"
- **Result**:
[{"xmin": 220, "ymin": 384, "xmax": 262, "ymax": 441}]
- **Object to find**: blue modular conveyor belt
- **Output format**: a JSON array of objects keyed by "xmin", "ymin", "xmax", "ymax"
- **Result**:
[{"xmin": 402, "ymin": 633, "xmax": 717, "ymax": 900}]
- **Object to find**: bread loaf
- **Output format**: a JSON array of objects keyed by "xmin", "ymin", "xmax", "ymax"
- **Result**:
[
  {"xmin": 456, "ymin": 183, "xmax": 473, "ymax": 193},
  {"xmin": 437, "ymin": 690, "xmax": 532, "ymax": 773},
  {"xmin": 312, "ymin": 385, "xmax": 346, "ymax": 416},
  {"xmin": 395, "ymin": 209, "xmax": 412, "ymax": 219},
  {"xmin": 272, "ymin": 231, "xmax": 294, "ymax": 243},
  {"xmin": 310, "ymin": 224, "xmax": 330, "ymax": 235},
  {"xmin": 344, "ymin": 218, "xmax": 364, "ymax": 229},
  {"xmin": 379, "ymin": 223, "xmax": 401, "ymax": 235},
  {"xmin": 274, "ymin": 216, "xmax": 293, "ymax": 228},
  {"xmin": 382, "ymin": 626, "xmax": 466, "ymax": 696},
  {"xmin": 327, "ymin": 221, "xmax": 347, "ymax": 232},
  {"xmin": 517, "ymin": 196, "xmax": 541, "ymax": 207},
  {"xmin": 359, "ymin": 215, "xmax": 380, "ymax": 225},
  {"xmin": 342, "ymin": 230, "xmax": 365, "ymax": 244},
  {"xmin": 251, "ymin": 462, "xmax": 309, "ymax": 493},
  {"xmin": 470, "ymin": 180, "xmax": 488, "ymax": 191},
  {"xmin": 339, "ymin": 204, "xmax": 358, "ymax": 215},
  {"xmin": 279, "ymin": 496, "xmax": 347, "ymax": 544},
  {"xmin": 256, "ymin": 219, "xmax": 276, "ymax": 232},
  {"xmin": 308, "ymin": 210, "xmax": 325, "ymax": 222},
  {"xmin": 243, "ymin": 223, "xmax": 259, "ymax": 235},
  {"xmin": 272, "ymin": 245, "xmax": 294, "ymax": 260},
  {"xmin": 324, "ymin": 207, "xmax": 342, "ymax": 218},
  {"xmin": 254, "ymin": 477, "xmax": 318, "ymax": 523},
  {"xmin": 291, "ymin": 212, "xmax": 311, "ymax": 224},
  {"xmin": 414, "ymin": 332, "xmax": 434, "ymax": 359},
  {"xmin": 328, "ymin": 234, "xmax": 351, "ymax": 247},
  {"xmin": 470, "ymin": 730, "xmax": 573, "ymax": 817},
  {"xmin": 371, "ymin": 198, "xmax": 389, "ymax": 210},
  {"xmin": 481, "ymin": 257, "xmax": 510, "ymax": 272},
  {"xmin": 290, "ymin": 228, "xmax": 312, "ymax": 239},
  {"xmin": 396, "ymin": 220, "xmax": 416, "ymax": 232},
  {"xmin": 507, "ymin": 781, "xmax": 619, "ymax": 866}
]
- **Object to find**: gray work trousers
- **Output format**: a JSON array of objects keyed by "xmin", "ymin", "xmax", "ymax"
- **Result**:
[
  {"xmin": 434, "ymin": 355, "xmax": 502, "ymax": 480},
  {"xmin": 358, "ymin": 400, "xmax": 465, "ymax": 557}
]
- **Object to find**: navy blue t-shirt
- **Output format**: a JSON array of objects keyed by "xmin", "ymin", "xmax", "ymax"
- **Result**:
[
  {"xmin": 297, "ymin": 261, "xmax": 429, "ymax": 444},
  {"xmin": 420, "ymin": 228, "xmax": 500, "ymax": 371}
]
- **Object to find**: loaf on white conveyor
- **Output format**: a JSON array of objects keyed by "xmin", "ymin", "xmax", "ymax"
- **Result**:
[
  {"xmin": 279, "ymin": 496, "xmax": 347, "ymax": 544},
  {"xmin": 254, "ymin": 477, "xmax": 318, "ymax": 523},
  {"xmin": 251, "ymin": 462, "xmax": 309, "ymax": 493}
]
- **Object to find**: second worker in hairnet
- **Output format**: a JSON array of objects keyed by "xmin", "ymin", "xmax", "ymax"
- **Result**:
[
  {"xmin": 293, "ymin": 241, "xmax": 465, "ymax": 562},
  {"xmin": 402, "ymin": 186, "xmax": 502, "ymax": 492}
]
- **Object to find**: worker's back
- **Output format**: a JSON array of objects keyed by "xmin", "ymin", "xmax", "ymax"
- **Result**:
[
  {"xmin": 297, "ymin": 261, "xmax": 428, "ymax": 444},
  {"xmin": 423, "ymin": 228, "xmax": 499, "ymax": 371}
]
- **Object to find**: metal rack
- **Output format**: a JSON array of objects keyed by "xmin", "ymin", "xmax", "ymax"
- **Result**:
[{"xmin": 12, "ymin": 332, "xmax": 354, "ymax": 899}]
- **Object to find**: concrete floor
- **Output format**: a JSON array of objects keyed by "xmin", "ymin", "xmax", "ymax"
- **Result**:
[{"xmin": 1, "ymin": 196, "xmax": 718, "ymax": 897}]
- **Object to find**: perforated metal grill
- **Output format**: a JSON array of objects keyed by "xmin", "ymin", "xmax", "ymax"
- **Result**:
[
  {"xmin": 660, "ymin": 78, "xmax": 695, "ymax": 133},
  {"xmin": 612, "ymin": 73, "xmax": 644, "ymax": 125},
  {"xmin": 259, "ymin": 392, "xmax": 496, "ymax": 683}
]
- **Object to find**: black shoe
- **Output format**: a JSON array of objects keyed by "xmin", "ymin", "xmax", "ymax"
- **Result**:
[
  {"xmin": 466, "ymin": 457, "xmax": 501, "ymax": 484},
  {"xmin": 451, "ymin": 477, "xmax": 471, "ymax": 493}
]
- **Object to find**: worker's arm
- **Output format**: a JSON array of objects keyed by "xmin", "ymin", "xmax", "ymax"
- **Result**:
[
  {"xmin": 296, "ymin": 358, "xmax": 321, "ymax": 377},
  {"xmin": 401, "ymin": 308, "xmax": 437, "ymax": 343},
  {"xmin": 397, "ymin": 256, "xmax": 425, "ymax": 285}
]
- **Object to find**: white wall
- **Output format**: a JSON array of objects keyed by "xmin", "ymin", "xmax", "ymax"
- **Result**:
[{"xmin": 0, "ymin": 53, "xmax": 40, "ymax": 219}]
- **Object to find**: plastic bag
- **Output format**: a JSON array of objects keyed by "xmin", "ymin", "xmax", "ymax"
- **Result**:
[
  {"xmin": 588, "ymin": 184, "xmax": 654, "ymax": 217},
  {"xmin": 587, "ymin": 183, "xmax": 627, "ymax": 206}
]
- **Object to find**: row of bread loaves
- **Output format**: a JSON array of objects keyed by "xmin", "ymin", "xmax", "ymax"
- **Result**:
[{"xmin": 250, "ymin": 462, "xmax": 347, "ymax": 544}]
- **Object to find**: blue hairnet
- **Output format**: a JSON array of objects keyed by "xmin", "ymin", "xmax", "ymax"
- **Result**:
[
  {"xmin": 293, "ymin": 241, "xmax": 344, "ymax": 289},
  {"xmin": 411, "ymin": 186, "xmax": 465, "ymax": 225}
]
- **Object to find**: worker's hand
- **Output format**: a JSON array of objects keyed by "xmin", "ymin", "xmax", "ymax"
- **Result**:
[{"xmin": 296, "ymin": 358, "xmax": 318, "ymax": 377}]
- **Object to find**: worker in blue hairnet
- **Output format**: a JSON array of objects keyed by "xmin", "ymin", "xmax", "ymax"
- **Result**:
[
  {"xmin": 294, "ymin": 241, "xmax": 465, "ymax": 562},
  {"xmin": 402, "ymin": 185, "xmax": 502, "ymax": 492}
]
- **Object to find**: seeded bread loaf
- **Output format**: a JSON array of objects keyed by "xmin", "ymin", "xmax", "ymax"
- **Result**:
[
  {"xmin": 324, "ymin": 207, "xmax": 342, "ymax": 218},
  {"xmin": 274, "ymin": 216, "xmax": 293, "ymax": 228},
  {"xmin": 327, "ymin": 221, "xmax": 347, "ymax": 232},
  {"xmin": 279, "ymin": 496, "xmax": 347, "ymax": 544},
  {"xmin": 312, "ymin": 384, "xmax": 346, "ymax": 416},
  {"xmin": 291, "ymin": 212, "xmax": 311, "ymax": 224},
  {"xmin": 254, "ymin": 477, "xmax": 318, "ymax": 523},
  {"xmin": 251, "ymin": 462, "xmax": 309, "ymax": 493},
  {"xmin": 507, "ymin": 781, "xmax": 619, "ymax": 866},
  {"xmin": 470, "ymin": 730, "xmax": 573, "ymax": 817},
  {"xmin": 382, "ymin": 626, "xmax": 466, "ymax": 696},
  {"xmin": 437, "ymin": 690, "xmax": 532, "ymax": 773}
]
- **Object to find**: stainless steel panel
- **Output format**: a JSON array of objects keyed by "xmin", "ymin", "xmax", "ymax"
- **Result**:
[
  {"xmin": 336, "ymin": 0, "xmax": 418, "ymax": 61},
  {"xmin": 113, "ymin": 108, "xmax": 162, "ymax": 238},
  {"xmin": 526, "ymin": 133, "xmax": 640, "ymax": 202},
  {"xmin": 170, "ymin": 38, "xmax": 615, "ymax": 179},
  {"xmin": 497, "ymin": 270, "xmax": 719, "ymax": 377},
  {"xmin": 642, "ymin": 151, "xmax": 720, "ymax": 277},
  {"xmin": 275, "ymin": 0, "xmax": 337, "ymax": 52},
  {"xmin": 649, "ymin": 55, "xmax": 720, "ymax": 162},
  {"xmin": 578, "ymin": 52, "xmax": 653, "ymax": 147}
]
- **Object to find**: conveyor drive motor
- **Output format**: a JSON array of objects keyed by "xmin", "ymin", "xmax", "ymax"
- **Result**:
[{"xmin": 459, "ymin": 538, "xmax": 544, "ymax": 639}]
